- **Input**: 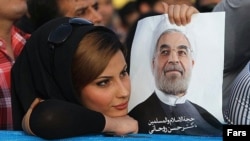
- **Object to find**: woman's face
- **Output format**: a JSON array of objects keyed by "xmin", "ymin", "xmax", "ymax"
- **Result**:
[{"xmin": 80, "ymin": 50, "xmax": 131, "ymax": 117}]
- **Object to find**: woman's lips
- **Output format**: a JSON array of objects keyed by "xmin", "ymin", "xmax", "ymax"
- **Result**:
[{"xmin": 114, "ymin": 102, "xmax": 128, "ymax": 110}]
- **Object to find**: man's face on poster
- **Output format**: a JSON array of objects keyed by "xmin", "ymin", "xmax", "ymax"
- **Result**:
[{"xmin": 152, "ymin": 31, "xmax": 194, "ymax": 96}]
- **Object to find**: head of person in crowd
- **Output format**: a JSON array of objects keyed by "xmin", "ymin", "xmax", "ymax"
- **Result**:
[
  {"xmin": 25, "ymin": 0, "xmax": 60, "ymax": 29},
  {"xmin": 118, "ymin": 1, "xmax": 139, "ymax": 33},
  {"xmin": 11, "ymin": 17, "xmax": 136, "ymax": 139},
  {"xmin": 152, "ymin": 29, "xmax": 195, "ymax": 97},
  {"xmin": 16, "ymin": 0, "xmax": 102, "ymax": 33},
  {"xmin": 0, "ymin": 0, "xmax": 27, "ymax": 22},
  {"xmin": 136, "ymin": 0, "xmax": 165, "ymax": 15}
]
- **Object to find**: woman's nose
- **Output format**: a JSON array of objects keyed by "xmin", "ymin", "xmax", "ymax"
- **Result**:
[{"xmin": 116, "ymin": 80, "xmax": 130, "ymax": 98}]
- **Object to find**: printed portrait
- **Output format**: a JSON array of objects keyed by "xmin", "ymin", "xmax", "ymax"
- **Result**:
[{"xmin": 128, "ymin": 12, "xmax": 225, "ymax": 136}]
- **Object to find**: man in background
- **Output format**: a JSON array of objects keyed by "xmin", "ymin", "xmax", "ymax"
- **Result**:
[
  {"xmin": 15, "ymin": 0, "xmax": 102, "ymax": 34},
  {"xmin": 0, "ymin": 0, "xmax": 30, "ymax": 130}
]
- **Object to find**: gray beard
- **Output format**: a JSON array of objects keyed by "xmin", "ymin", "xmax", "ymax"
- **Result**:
[{"xmin": 156, "ymin": 71, "xmax": 191, "ymax": 95}]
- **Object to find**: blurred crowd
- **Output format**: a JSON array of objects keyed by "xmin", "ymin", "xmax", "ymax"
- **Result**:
[{"xmin": 15, "ymin": 0, "xmax": 219, "ymax": 46}]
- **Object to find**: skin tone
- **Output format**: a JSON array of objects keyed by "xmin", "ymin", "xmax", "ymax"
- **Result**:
[
  {"xmin": 57, "ymin": 0, "xmax": 102, "ymax": 24},
  {"xmin": 81, "ymin": 50, "xmax": 130, "ymax": 117},
  {"xmin": 0, "ymin": 0, "xmax": 27, "ymax": 60},
  {"xmin": 152, "ymin": 31, "xmax": 194, "ymax": 97}
]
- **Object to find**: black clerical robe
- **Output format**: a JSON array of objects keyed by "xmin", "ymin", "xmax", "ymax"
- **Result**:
[{"xmin": 129, "ymin": 92, "xmax": 222, "ymax": 136}]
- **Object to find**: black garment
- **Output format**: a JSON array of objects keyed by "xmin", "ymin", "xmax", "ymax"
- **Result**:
[
  {"xmin": 129, "ymin": 93, "xmax": 222, "ymax": 136},
  {"xmin": 11, "ymin": 17, "xmax": 116, "ymax": 139},
  {"xmin": 15, "ymin": 15, "xmax": 35, "ymax": 34},
  {"xmin": 15, "ymin": 0, "xmax": 62, "ymax": 34}
]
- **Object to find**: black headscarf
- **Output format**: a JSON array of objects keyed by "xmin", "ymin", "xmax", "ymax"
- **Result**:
[{"xmin": 11, "ymin": 17, "xmax": 115, "ymax": 129}]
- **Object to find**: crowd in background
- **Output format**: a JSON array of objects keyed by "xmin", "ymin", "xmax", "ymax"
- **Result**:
[{"xmin": 15, "ymin": 0, "xmax": 218, "ymax": 50}]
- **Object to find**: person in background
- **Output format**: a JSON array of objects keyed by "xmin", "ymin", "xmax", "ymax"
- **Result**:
[
  {"xmin": 129, "ymin": 29, "xmax": 222, "ymax": 136},
  {"xmin": 135, "ymin": 0, "xmax": 165, "ymax": 15},
  {"xmin": 212, "ymin": 0, "xmax": 250, "ymax": 125},
  {"xmin": 97, "ymin": 0, "xmax": 126, "ymax": 43},
  {"xmin": 0, "ymin": 0, "xmax": 30, "ymax": 130},
  {"xmin": 117, "ymin": 1, "xmax": 140, "ymax": 44},
  {"xmin": 15, "ymin": 0, "xmax": 102, "ymax": 34},
  {"xmin": 118, "ymin": 1, "xmax": 139, "ymax": 31}
]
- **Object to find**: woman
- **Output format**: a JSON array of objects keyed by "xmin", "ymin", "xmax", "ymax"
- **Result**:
[{"xmin": 11, "ymin": 17, "xmax": 138, "ymax": 139}]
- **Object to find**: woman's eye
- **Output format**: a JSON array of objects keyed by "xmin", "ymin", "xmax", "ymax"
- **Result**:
[
  {"xmin": 96, "ymin": 79, "xmax": 109, "ymax": 87},
  {"xmin": 120, "ymin": 70, "xmax": 128, "ymax": 77}
]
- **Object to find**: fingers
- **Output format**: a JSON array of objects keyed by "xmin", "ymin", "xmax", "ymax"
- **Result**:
[
  {"xmin": 162, "ymin": 2, "xmax": 168, "ymax": 13},
  {"xmin": 179, "ymin": 4, "xmax": 189, "ymax": 25},
  {"xmin": 173, "ymin": 5, "xmax": 182, "ymax": 26},
  {"xmin": 186, "ymin": 6, "xmax": 199, "ymax": 24},
  {"xmin": 168, "ymin": 4, "xmax": 175, "ymax": 24},
  {"xmin": 167, "ymin": 4, "xmax": 199, "ymax": 26}
]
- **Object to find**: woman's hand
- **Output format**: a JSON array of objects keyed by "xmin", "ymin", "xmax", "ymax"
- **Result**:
[
  {"xmin": 103, "ymin": 115, "xmax": 138, "ymax": 136},
  {"xmin": 162, "ymin": 2, "xmax": 199, "ymax": 26},
  {"xmin": 22, "ymin": 98, "xmax": 44, "ymax": 135}
]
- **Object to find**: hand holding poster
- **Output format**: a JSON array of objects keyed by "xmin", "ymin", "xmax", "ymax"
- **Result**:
[{"xmin": 128, "ymin": 12, "xmax": 225, "ymax": 136}]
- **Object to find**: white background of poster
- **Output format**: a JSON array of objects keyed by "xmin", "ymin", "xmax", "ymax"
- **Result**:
[{"xmin": 128, "ymin": 12, "xmax": 225, "ymax": 123}]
